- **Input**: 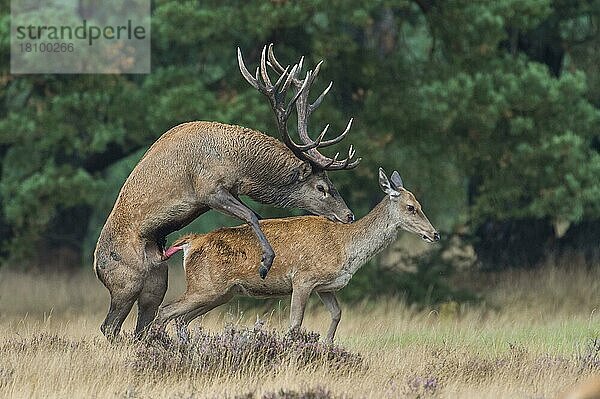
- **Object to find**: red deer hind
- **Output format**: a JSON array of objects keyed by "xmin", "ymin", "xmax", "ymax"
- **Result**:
[
  {"xmin": 154, "ymin": 168, "xmax": 440, "ymax": 343},
  {"xmin": 93, "ymin": 44, "xmax": 360, "ymax": 339}
]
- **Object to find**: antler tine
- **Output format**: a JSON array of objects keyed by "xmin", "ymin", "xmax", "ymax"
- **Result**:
[
  {"xmin": 296, "ymin": 56, "xmax": 304, "ymax": 80},
  {"xmin": 312, "ymin": 60, "xmax": 323, "ymax": 81},
  {"xmin": 309, "ymin": 81, "xmax": 332, "ymax": 113},
  {"xmin": 259, "ymin": 46, "xmax": 273, "ymax": 88},
  {"xmin": 343, "ymin": 157, "xmax": 362, "ymax": 169},
  {"xmin": 281, "ymin": 121, "xmax": 330, "ymax": 153},
  {"xmin": 325, "ymin": 151, "xmax": 349, "ymax": 170},
  {"xmin": 274, "ymin": 65, "xmax": 290, "ymax": 88},
  {"xmin": 322, "ymin": 149, "xmax": 362, "ymax": 170},
  {"xmin": 317, "ymin": 124, "xmax": 330, "ymax": 143},
  {"xmin": 281, "ymin": 64, "xmax": 298, "ymax": 94},
  {"xmin": 254, "ymin": 66, "xmax": 260, "ymax": 82},
  {"xmin": 324, "ymin": 152, "xmax": 340, "ymax": 168},
  {"xmin": 286, "ymin": 69, "xmax": 312, "ymax": 118},
  {"xmin": 267, "ymin": 43, "xmax": 305, "ymax": 88},
  {"xmin": 237, "ymin": 47, "xmax": 260, "ymax": 90},
  {"xmin": 303, "ymin": 139, "xmax": 362, "ymax": 170},
  {"xmin": 267, "ymin": 43, "xmax": 286, "ymax": 74},
  {"xmin": 319, "ymin": 118, "xmax": 353, "ymax": 147},
  {"xmin": 240, "ymin": 44, "xmax": 360, "ymax": 171}
]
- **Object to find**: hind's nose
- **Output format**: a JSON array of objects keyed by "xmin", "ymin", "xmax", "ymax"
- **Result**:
[
  {"xmin": 346, "ymin": 212, "xmax": 355, "ymax": 223},
  {"xmin": 433, "ymin": 232, "xmax": 441, "ymax": 241}
]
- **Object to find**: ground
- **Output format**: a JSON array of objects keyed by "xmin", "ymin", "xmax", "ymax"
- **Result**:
[{"xmin": 0, "ymin": 265, "xmax": 598, "ymax": 398}]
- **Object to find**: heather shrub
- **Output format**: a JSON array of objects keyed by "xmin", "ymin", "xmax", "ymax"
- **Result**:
[
  {"xmin": 131, "ymin": 325, "xmax": 364, "ymax": 377},
  {"xmin": 233, "ymin": 386, "xmax": 345, "ymax": 399},
  {"xmin": 577, "ymin": 338, "xmax": 600, "ymax": 372}
]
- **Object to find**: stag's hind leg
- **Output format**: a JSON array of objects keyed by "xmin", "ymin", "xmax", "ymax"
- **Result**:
[
  {"xmin": 97, "ymin": 259, "xmax": 144, "ymax": 340},
  {"xmin": 101, "ymin": 295, "xmax": 137, "ymax": 340},
  {"xmin": 100, "ymin": 272, "xmax": 142, "ymax": 340},
  {"xmin": 135, "ymin": 266, "xmax": 168, "ymax": 337}
]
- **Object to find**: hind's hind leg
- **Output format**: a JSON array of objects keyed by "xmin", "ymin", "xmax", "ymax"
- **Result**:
[
  {"xmin": 156, "ymin": 290, "xmax": 232, "ymax": 329},
  {"xmin": 174, "ymin": 293, "xmax": 234, "ymax": 341}
]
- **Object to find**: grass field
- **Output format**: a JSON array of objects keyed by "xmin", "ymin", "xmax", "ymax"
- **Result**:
[{"xmin": 0, "ymin": 264, "xmax": 598, "ymax": 398}]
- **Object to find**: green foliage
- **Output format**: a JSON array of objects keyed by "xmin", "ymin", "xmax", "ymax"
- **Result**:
[{"xmin": 0, "ymin": 0, "xmax": 599, "ymax": 279}]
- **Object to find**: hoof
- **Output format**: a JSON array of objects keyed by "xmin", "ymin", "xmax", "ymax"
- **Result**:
[{"xmin": 259, "ymin": 263, "xmax": 269, "ymax": 279}]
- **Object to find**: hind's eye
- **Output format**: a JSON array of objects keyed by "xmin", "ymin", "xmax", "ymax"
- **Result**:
[
  {"xmin": 316, "ymin": 184, "xmax": 326, "ymax": 193},
  {"xmin": 407, "ymin": 205, "xmax": 416, "ymax": 214}
]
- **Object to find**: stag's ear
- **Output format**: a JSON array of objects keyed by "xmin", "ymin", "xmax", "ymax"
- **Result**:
[
  {"xmin": 379, "ymin": 168, "xmax": 400, "ymax": 197},
  {"xmin": 390, "ymin": 171, "xmax": 404, "ymax": 190},
  {"xmin": 290, "ymin": 162, "xmax": 313, "ymax": 183}
]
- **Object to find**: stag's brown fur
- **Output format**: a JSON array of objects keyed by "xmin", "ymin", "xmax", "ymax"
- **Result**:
[
  {"xmin": 94, "ymin": 121, "xmax": 353, "ymax": 339},
  {"xmin": 155, "ymin": 169, "xmax": 439, "ymax": 342}
]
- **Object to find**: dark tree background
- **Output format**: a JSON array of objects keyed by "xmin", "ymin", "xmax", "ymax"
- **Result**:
[{"xmin": 0, "ymin": 0, "xmax": 598, "ymax": 273}]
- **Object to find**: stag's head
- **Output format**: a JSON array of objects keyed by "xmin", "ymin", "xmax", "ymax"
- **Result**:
[
  {"xmin": 272, "ymin": 162, "xmax": 353, "ymax": 223},
  {"xmin": 378, "ymin": 168, "xmax": 440, "ymax": 243},
  {"xmin": 238, "ymin": 44, "xmax": 360, "ymax": 224}
]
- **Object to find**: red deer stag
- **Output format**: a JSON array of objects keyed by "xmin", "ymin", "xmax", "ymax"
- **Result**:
[
  {"xmin": 94, "ymin": 44, "xmax": 360, "ymax": 339},
  {"xmin": 155, "ymin": 168, "xmax": 440, "ymax": 343}
]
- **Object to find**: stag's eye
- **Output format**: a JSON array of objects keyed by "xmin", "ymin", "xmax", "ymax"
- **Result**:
[
  {"xmin": 317, "ymin": 184, "xmax": 328, "ymax": 198},
  {"xmin": 316, "ymin": 184, "xmax": 328, "ymax": 197},
  {"xmin": 407, "ymin": 205, "xmax": 416, "ymax": 214}
]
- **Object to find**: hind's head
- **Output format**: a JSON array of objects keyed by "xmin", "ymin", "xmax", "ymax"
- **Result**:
[{"xmin": 378, "ymin": 168, "xmax": 440, "ymax": 243}]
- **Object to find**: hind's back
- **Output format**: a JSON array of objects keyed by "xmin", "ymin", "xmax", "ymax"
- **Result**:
[{"xmin": 181, "ymin": 216, "xmax": 349, "ymax": 290}]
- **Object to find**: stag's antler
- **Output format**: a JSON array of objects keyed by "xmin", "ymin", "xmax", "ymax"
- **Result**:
[{"xmin": 237, "ymin": 44, "xmax": 361, "ymax": 170}]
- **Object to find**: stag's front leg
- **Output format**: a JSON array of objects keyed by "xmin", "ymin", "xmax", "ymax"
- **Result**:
[{"xmin": 208, "ymin": 189, "xmax": 275, "ymax": 278}]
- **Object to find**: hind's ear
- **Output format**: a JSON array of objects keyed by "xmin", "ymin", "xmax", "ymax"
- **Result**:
[
  {"xmin": 379, "ymin": 168, "xmax": 400, "ymax": 197},
  {"xmin": 390, "ymin": 171, "xmax": 404, "ymax": 190}
]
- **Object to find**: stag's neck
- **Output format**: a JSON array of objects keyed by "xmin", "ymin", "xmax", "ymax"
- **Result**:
[
  {"xmin": 233, "ymin": 129, "xmax": 301, "ymax": 206},
  {"xmin": 344, "ymin": 197, "xmax": 397, "ymax": 275}
]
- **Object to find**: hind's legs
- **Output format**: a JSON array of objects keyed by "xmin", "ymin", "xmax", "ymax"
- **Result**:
[
  {"xmin": 289, "ymin": 285, "xmax": 313, "ymax": 332},
  {"xmin": 173, "ymin": 296, "xmax": 230, "ymax": 341},
  {"xmin": 317, "ymin": 291, "xmax": 341, "ymax": 343},
  {"xmin": 155, "ymin": 291, "xmax": 232, "ymax": 332}
]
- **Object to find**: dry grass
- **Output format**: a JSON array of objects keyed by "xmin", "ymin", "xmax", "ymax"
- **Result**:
[{"xmin": 0, "ymin": 265, "xmax": 598, "ymax": 398}]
